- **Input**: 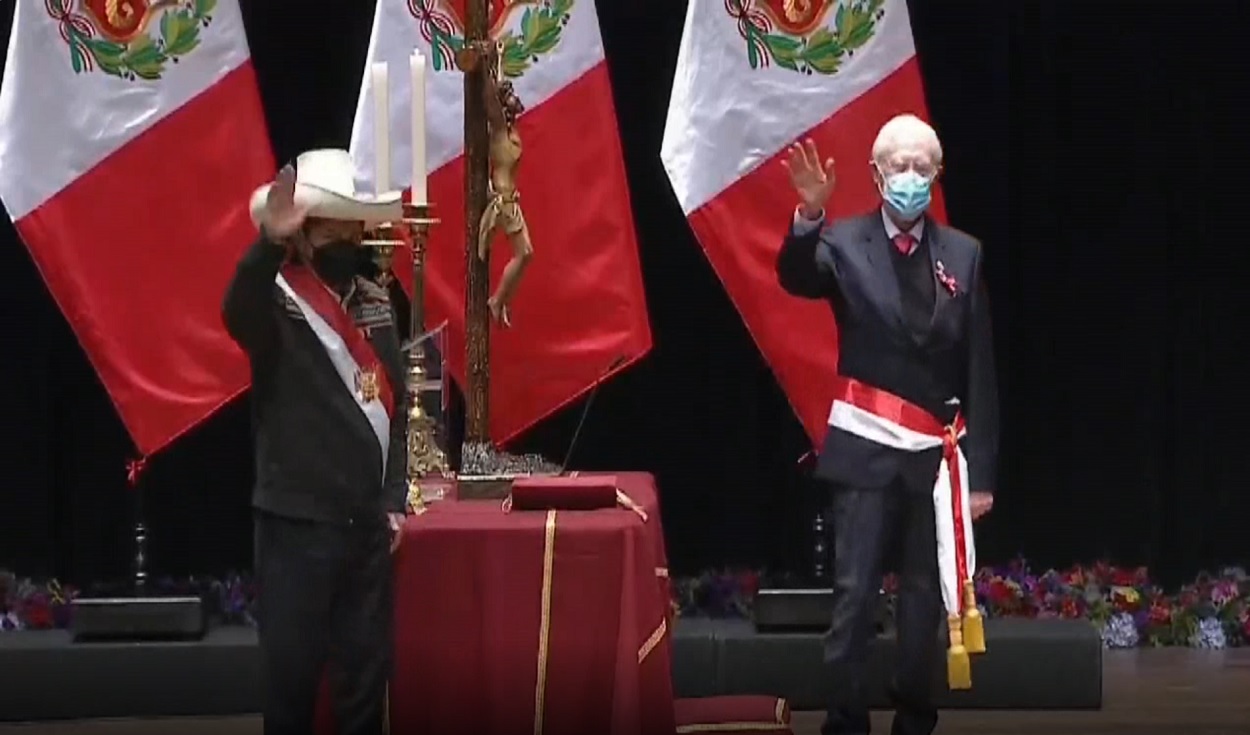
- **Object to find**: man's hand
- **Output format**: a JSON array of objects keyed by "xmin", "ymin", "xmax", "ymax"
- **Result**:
[
  {"xmin": 970, "ymin": 492, "xmax": 994, "ymax": 521},
  {"xmin": 781, "ymin": 138, "xmax": 836, "ymax": 219},
  {"xmin": 388, "ymin": 511, "xmax": 406, "ymax": 553},
  {"xmin": 263, "ymin": 165, "xmax": 309, "ymax": 241}
]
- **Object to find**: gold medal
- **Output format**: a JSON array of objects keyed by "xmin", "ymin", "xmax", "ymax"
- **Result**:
[{"xmin": 356, "ymin": 368, "xmax": 380, "ymax": 402}]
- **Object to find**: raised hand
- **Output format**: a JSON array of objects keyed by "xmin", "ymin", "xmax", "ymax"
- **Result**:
[
  {"xmin": 263, "ymin": 165, "xmax": 309, "ymax": 240},
  {"xmin": 781, "ymin": 139, "xmax": 836, "ymax": 218}
]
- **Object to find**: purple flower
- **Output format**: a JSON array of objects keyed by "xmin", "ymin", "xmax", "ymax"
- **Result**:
[
  {"xmin": 51, "ymin": 602, "xmax": 72, "ymax": 629},
  {"xmin": 1101, "ymin": 612, "xmax": 1139, "ymax": 648},
  {"xmin": 1191, "ymin": 618, "xmax": 1227, "ymax": 649},
  {"xmin": 1211, "ymin": 581, "xmax": 1240, "ymax": 608}
]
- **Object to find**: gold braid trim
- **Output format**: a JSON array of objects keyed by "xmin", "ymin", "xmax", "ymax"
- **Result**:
[
  {"xmin": 637, "ymin": 618, "xmax": 667, "ymax": 664},
  {"xmin": 673, "ymin": 697, "xmax": 791, "ymax": 733},
  {"xmin": 533, "ymin": 510, "xmax": 557, "ymax": 735}
]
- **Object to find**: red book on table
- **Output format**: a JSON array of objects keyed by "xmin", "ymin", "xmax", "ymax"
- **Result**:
[{"xmin": 509, "ymin": 474, "xmax": 619, "ymax": 511}]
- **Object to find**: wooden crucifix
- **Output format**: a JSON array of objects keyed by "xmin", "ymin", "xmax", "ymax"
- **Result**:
[
  {"xmin": 458, "ymin": 0, "xmax": 492, "ymax": 447},
  {"xmin": 455, "ymin": 0, "xmax": 533, "ymax": 451}
]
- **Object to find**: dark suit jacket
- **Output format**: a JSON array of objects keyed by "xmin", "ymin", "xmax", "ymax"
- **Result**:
[
  {"xmin": 776, "ymin": 210, "xmax": 998, "ymax": 495},
  {"xmin": 222, "ymin": 236, "xmax": 409, "ymax": 524}
]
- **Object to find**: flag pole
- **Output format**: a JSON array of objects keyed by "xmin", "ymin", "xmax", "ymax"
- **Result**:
[
  {"xmin": 67, "ymin": 457, "xmax": 204, "ymax": 640},
  {"xmin": 126, "ymin": 458, "xmax": 150, "ymax": 592}
]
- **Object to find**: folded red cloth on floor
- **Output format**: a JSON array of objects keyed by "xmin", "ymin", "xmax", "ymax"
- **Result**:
[
  {"xmin": 509, "ymin": 474, "xmax": 619, "ymax": 510},
  {"xmin": 674, "ymin": 695, "xmax": 792, "ymax": 733}
]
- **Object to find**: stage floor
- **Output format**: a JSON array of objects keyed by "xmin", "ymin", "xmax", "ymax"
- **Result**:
[{"xmin": 0, "ymin": 649, "xmax": 1245, "ymax": 735}]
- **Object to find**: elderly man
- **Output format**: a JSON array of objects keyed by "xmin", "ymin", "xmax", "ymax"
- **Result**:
[
  {"xmin": 223, "ymin": 150, "xmax": 407, "ymax": 735},
  {"xmin": 776, "ymin": 115, "xmax": 999, "ymax": 735}
]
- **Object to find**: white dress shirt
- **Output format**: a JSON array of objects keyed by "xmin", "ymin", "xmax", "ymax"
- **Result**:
[{"xmin": 791, "ymin": 206, "xmax": 924, "ymax": 255}]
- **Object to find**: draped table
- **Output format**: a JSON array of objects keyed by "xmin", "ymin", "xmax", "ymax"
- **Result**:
[{"xmin": 315, "ymin": 472, "xmax": 675, "ymax": 735}]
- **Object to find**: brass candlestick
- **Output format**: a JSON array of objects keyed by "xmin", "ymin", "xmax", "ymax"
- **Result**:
[
  {"xmin": 401, "ymin": 202, "xmax": 450, "ymax": 513},
  {"xmin": 364, "ymin": 223, "xmax": 400, "ymax": 287}
]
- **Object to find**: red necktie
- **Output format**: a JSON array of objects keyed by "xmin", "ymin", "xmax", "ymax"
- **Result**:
[{"xmin": 893, "ymin": 233, "xmax": 916, "ymax": 255}]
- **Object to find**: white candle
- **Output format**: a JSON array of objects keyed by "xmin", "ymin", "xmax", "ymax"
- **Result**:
[
  {"xmin": 371, "ymin": 62, "xmax": 390, "ymax": 195},
  {"xmin": 410, "ymin": 50, "xmax": 428, "ymax": 204}
]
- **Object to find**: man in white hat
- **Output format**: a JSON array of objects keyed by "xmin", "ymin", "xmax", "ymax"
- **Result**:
[
  {"xmin": 222, "ymin": 150, "xmax": 407, "ymax": 735},
  {"xmin": 776, "ymin": 115, "xmax": 999, "ymax": 735}
]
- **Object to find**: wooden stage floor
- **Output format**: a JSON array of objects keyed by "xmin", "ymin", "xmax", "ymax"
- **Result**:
[{"xmin": 1, "ymin": 649, "xmax": 1246, "ymax": 735}]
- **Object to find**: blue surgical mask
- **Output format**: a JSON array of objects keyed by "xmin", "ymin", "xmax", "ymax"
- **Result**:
[{"xmin": 880, "ymin": 170, "xmax": 932, "ymax": 221}]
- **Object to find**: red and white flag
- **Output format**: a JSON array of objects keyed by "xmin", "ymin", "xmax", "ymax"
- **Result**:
[
  {"xmin": 350, "ymin": 0, "xmax": 652, "ymax": 445},
  {"xmin": 0, "ymin": 0, "xmax": 275, "ymax": 454},
  {"xmin": 661, "ymin": 0, "xmax": 947, "ymax": 446}
]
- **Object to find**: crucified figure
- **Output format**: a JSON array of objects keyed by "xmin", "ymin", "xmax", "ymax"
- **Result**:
[{"xmin": 474, "ymin": 41, "xmax": 532, "ymax": 328}]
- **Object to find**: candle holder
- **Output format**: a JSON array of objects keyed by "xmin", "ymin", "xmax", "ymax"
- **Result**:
[
  {"xmin": 363, "ymin": 222, "xmax": 404, "ymax": 286},
  {"xmin": 401, "ymin": 201, "xmax": 450, "ymax": 513}
]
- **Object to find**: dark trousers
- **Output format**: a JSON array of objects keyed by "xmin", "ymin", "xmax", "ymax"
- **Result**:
[
  {"xmin": 821, "ymin": 479, "xmax": 943, "ymax": 735},
  {"xmin": 255, "ymin": 511, "xmax": 393, "ymax": 735}
]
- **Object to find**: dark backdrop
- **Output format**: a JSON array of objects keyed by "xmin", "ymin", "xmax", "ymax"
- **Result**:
[{"xmin": 1, "ymin": 2, "xmax": 1243, "ymax": 587}]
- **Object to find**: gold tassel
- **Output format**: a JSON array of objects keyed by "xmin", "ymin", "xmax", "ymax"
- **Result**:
[
  {"xmin": 962, "ymin": 580, "xmax": 986, "ymax": 654},
  {"xmin": 946, "ymin": 614, "xmax": 972, "ymax": 690}
]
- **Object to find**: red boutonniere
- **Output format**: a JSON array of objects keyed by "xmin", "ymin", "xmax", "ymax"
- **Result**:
[{"xmin": 935, "ymin": 260, "xmax": 960, "ymax": 295}]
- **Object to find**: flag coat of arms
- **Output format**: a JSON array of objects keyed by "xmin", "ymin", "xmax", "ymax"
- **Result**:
[
  {"xmin": 0, "ymin": 0, "xmax": 275, "ymax": 454},
  {"xmin": 351, "ymin": 0, "xmax": 652, "ymax": 445},
  {"xmin": 661, "ymin": 0, "xmax": 948, "ymax": 446}
]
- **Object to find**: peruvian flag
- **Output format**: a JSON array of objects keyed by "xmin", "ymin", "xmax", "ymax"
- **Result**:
[
  {"xmin": 0, "ymin": 0, "xmax": 274, "ymax": 454},
  {"xmin": 661, "ymin": 0, "xmax": 947, "ymax": 446},
  {"xmin": 350, "ymin": 0, "xmax": 652, "ymax": 445}
]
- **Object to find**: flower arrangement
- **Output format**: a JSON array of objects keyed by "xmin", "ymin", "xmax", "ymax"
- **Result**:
[
  {"xmin": 970, "ymin": 559, "xmax": 1250, "ymax": 649},
  {"xmin": 671, "ymin": 559, "xmax": 1250, "ymax": 649},
  {"xmin": 0, "ymin": 571, "xmax": 258, "ymax": 632},
  {"xmin": 4, "ymin": 560, "xmax": 1248, "ymax": 648}
]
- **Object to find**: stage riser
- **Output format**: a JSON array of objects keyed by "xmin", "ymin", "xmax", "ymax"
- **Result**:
[
  {"xmin": 680, "ymin": 618, "xmax": 1103, "ymax": 710},
  {"xmin": 0, "ymin": 618, "xmax": 1101, "ymax": 722},
  {"xmin": 0, "ymin": 627, "xmax": 260, "ymax": 721}
]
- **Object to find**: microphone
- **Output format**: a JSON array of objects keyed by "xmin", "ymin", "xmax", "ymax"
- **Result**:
[
  {"xmin": 560, "ymin": 355, "xmax": 630, "ymax": 472},
  {"xmin": 399, "ymin": 324, "xmax": 444, "ymax": 355}
]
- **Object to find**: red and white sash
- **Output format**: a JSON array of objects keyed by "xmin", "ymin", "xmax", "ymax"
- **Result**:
[
  {"xmin": 276, "ymin": 265, "xmax": 394, "ymax": 470},
  {"xmin": 826, "ymin": 377, "xmax": 975, "ymax": 622}
]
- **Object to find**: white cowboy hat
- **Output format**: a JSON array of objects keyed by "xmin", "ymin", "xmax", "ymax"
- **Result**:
[{"xmin": 249, "ymin": 149, "xmax": 402, "ymax": 226}]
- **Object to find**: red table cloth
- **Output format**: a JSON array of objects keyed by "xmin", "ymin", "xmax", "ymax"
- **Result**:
[{"xmin": 315, "ymin": 472, "xmax": 675, "ymax": 735}]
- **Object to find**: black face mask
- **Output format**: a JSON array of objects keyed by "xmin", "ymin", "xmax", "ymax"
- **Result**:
[{"xmin": 311, "ymin": 240, "xmax": 360, "ymax": 287}]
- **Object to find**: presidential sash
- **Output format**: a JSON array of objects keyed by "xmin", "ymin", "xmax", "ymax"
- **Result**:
[
  {"xmin": 276, "ymin": 265, "xmax": 394, "ymax": 470},
  {"xmin": 826, "ymin": 376, "xmax": 983, "ymax": 689}
]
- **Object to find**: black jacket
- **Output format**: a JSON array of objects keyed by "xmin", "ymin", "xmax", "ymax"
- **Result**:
[
  {"xmin": 776, "ymin": 210, "xmax": 999, "ymax": 495},
  {"xmin": 222, "ymin": 235, "xmax": 408, "ymax": 524}
]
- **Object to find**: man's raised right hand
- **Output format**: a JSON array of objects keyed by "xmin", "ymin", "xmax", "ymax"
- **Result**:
[
  {"xmin": 263, "ymin": 165, "xmax": 309, "ymax": 241},
  {"xmin": 782, "ymin": 139, "xmax": 836, "ymax": 220}
]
